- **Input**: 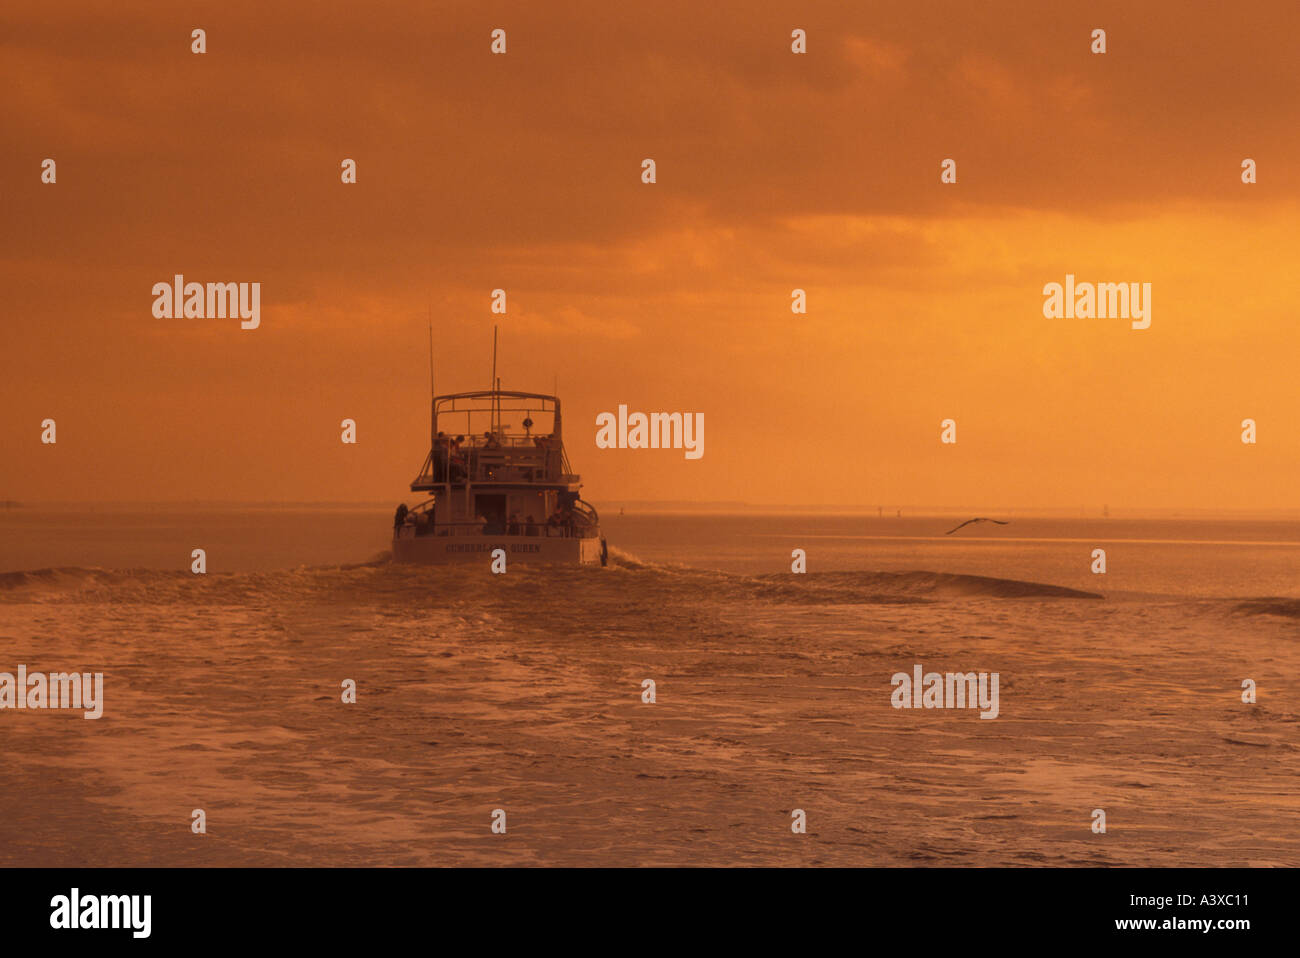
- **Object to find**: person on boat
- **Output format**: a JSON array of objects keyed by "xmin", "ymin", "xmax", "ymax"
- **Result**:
[
  {"xmin": 529, "ymin": 435, "xmax": 549, "ymax": 478},
  {"xmin": 449, "ymin": 436, "xmax": 466, "ymax": 481},
  {"xmin": 393, "ymin": 503, "xmax": 408, "ymax": 532},
  {"xmin": 525, "ymin": 514, "xmax": 537, "ymax": 536},
  {"xmin": 433, "ymin": 432, "xmax": 449, "ymax": 481},
  {"xmin": 507, "ymin": 513, "xmax": 520, "ymax": 535}
]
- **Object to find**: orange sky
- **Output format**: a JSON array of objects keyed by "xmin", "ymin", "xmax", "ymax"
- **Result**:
[{"xmin": 3, "ymin": 1, "xmax": 1299, "ymax": 510}]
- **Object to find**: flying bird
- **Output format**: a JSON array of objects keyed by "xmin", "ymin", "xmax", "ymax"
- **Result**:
[{"xmin": 944, "ymin": 517, "xmax": 1010, "ymax": 535}]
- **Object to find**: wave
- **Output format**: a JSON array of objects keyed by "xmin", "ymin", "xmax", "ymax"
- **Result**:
[
  {"xmin": 0, "ymin": 560, "xmax": 1103, "ymax": 605},
  {"xmin": 601, "ymin": 557, "xmax": 1102, "ymax": 602},
  {"xmin": 1232, "ymin": 598, "xmax": 1300, "ymax": 618},
  {"xmin": 0, "ymin": 566, "xmax": 167, "ymax": 591},
  {"xmin": 745, "ymin": 570, "xmax": 1103, "ymax": 603},
  {"xmin": 604, "ymin": 545, "xmax": 655, "ymax": 569}
]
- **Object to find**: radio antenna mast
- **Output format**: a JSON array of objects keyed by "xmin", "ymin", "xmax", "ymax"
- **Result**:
[
  {"xmin": 491, "ymin": 325, "xmax": 499, "ymax": 433},
  {"xmin": 428, "ymin": 311, "xmax": 435, "ymax": 448},
  {"xmin": 431, "ymin": 311, "xmax": 441, "ymax": 449}
]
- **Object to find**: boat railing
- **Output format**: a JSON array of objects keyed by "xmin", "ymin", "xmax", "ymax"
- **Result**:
[
  {"xmin": 573, "ymin": 498, "xmax": 600, "ymax": 525},
  {"xmin": 413, "ymin": 440, "xmax": 570, "ymax": 487},
  {"xmin": 395, "ymin": 518, "xmax": 599, "ymax": 540}
]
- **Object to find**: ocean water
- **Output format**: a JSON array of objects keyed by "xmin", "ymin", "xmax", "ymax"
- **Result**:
[{"xmin": 1, "ymin": 507, "xmax": 1298, "ymax": 866}]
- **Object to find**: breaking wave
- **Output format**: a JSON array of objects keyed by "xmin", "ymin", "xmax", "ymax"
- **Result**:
[
  {"xmin": 567, "ymin": 555, "xmax": 1101, "ymax": 602},
  {"xmin": 747, "ymin": 570, "xmax": 1103, "ymax": 602},
  {"xmin": 0, "ymin": 566, "xmax": 173, "ymax": 594},
  {"xmin": 0, "ymin": 559, "xmax": 1103, "ymax": 606},
  {"xmin": 1232, "ymin": 598, "xmax": 1300, "ymax": 619}
]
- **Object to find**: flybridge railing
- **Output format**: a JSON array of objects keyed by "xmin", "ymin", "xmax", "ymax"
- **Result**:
[
  {"xmin": 410, "ymin": 442, "xmax": 572, "ymax": 488},
  {"xmin": 456, "ymin": 434, "xmax": 555, "ymax": 448},
  {"xmin": 395, "ymin": 519, "xmax": 599, "ymax": 540}
]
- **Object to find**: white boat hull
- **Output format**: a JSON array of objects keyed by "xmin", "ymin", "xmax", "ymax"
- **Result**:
[{"xmin": 393, "ymin": 532, "xmax": 605, "ymax": 566}]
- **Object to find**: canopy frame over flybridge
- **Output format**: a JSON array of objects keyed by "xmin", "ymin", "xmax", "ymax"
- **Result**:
[{"xmin": 409, "ymin": 389, "xmax": 578, "ymax": 493}]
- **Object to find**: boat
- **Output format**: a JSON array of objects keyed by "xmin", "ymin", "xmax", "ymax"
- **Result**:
[{"xmin": 391, "ymin": 343, "xmax": 607, "ymax": 565}]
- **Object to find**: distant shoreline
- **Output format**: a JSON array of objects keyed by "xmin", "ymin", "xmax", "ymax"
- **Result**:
[{"xmin": 5, "ymin": 500, "xmax": 1300, "ymax": 521}]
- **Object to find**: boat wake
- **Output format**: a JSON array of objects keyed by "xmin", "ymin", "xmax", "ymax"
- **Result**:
[
  {"xmin": 0, "ymin": 566, "xmax": 171, "ymax": 596},
  {"xmin": 747, "ymin": 570, "xmax": 1104, "ymax": 602},
  {"xmin": 1232, "ymin": 598, "xmax": 1300, "ymax": 619},
  {"xmin": 537, "ymin": 554, "xmax": 1104, "ymax": 602},
  {"xmin": 1, "ymin": 560, "xmax": 1106, "ymax": 605}
]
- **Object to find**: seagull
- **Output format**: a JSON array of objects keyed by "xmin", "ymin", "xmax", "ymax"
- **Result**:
[{"xmin": 944, "ymin": 517, "xmax": 1010, "ymax": 535}]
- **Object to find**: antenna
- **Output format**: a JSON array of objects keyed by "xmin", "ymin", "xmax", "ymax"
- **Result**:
[
  {"xmin": 434, "ymin": 314, "xmax": 444, "ymax": 447},
  {"xmin": 491, "ymin": 325, "xmax": 499, "ymax": 432}
]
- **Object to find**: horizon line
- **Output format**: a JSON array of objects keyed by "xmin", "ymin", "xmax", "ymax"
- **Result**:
[{"xmin": 5, "ymin": 499, "xmax": 1300, "ymax": 520}]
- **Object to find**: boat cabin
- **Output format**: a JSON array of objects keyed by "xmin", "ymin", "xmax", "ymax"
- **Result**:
[{"xmin": 399, "ymin": 390, "xmax": 599, "ymax": 540}]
